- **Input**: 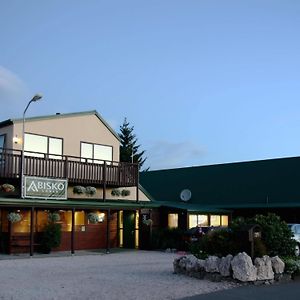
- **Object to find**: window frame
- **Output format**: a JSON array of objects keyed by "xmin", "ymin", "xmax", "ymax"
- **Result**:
[
  {"xmin": 0, "ymin": 134, "xmax": 6, "ymax": 150},
  {"xmin": 24, "ymin": 132, "xmax": 63, "ymax": 158},
  {"xmin": 80, "ymin": 141, "xmax": 113, "ymax": 163}
]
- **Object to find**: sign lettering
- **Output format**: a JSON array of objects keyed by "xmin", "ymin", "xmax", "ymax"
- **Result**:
[{"xmin": 24, "ymin": 176, "xmax": 68, "ymax": 200}]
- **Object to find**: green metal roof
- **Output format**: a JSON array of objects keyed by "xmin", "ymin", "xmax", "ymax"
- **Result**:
[
  {"xmin": 0, "ymin": 110, "xmax": 120, "ymax": 141},
  {"xmin": 158, "ymin": 201, "xmax": 230, "ymax": 213},
  {"xmin": 140, "ymin": 156, "xmax": 300, "ymax": 209},
  {"xmin": 0, "ymin": 198, "xmax": 160, "ymax": 210}
]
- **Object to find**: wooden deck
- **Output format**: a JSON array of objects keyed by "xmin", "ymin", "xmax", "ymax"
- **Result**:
[{"xmin": 0, "ymin": 148, "xmax": 138, "ymax": 187}]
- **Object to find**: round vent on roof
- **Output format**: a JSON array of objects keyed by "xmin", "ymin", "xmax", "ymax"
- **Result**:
[{"xmin": 180, "ymin": 189, "xmax": 192, "ymax": 202}]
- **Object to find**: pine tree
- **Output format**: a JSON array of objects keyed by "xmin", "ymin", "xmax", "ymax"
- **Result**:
[{"xmin": 119, "ymin": 118, "xmax": 148, "ymax": 170}]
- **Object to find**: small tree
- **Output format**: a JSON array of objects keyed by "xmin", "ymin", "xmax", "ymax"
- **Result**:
[{"xmin": 119, "ymin": 118, "xmax": 148, "ymax": 170}]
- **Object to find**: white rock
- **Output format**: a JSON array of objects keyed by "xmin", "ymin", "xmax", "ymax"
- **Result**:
[
  {"xmin": 185, "ymin": 255, "xmax": 199, "ymax": 272},
  {"xmin": 205, "ymin": 256, "xmax": 220, "ymax": 273},
  {"xmin": 231, "ymin": 252, "xmax": 257, "ymax": 282},
  {"xmin": 271, "ymin": 256, "xmax": 285, "ymax": 274},
  {"xmin": 219, "ymin": 255, "xmax": 233, "ymax": 277},
  {"xmin": 255, "ymin": 256, "xmax": 274, "ymax": 280}
]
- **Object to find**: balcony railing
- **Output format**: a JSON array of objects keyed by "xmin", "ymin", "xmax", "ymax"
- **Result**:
[{"xmin": 0, "ymin": 148, "xmax": 138, "ymax": 187}]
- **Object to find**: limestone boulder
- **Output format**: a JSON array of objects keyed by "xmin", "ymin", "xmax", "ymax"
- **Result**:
[
  {"xmin": 255, "ymin": 256, "xmax": 274, "ymax": 280},
  {"xmin": 231, "ymin": 252, "xmax": 257, "ymax": 282},
  {"xmin": 219, "ymin": 254, "xmax": 233, "ymax": 277},
  {"xmin": 271, "ymin": 256, "xmax": 285, "ymax": 274},
  {"xmin": 205, "ymin": 256, "xmax": 220, "ymax": 273}
]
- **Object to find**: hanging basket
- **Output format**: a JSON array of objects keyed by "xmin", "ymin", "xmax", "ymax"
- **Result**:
[
  {"xmin": 7, "ymin": 212, "xmax": 22, "ymax": 223},
  {"xmin": 48, "ymin": 212, "xmax": 61, "ymax": 223},
  {"xmin": 88, "ymin": 212, "xmax": 99, "ymax": 224}
]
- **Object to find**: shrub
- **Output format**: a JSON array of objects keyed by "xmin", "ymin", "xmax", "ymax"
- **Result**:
[
  {"xmin": 151, "ymin": 228, "xmax": 186, "ymax": 250},
  {"xmin": 190, "ymin": 213, "xmax": 291, "ymax": 258},
  {"xmin": 251, "ymin": 213, "xmax": 296, "ymax": 257},
  {"xmin": 39, "ymin": 223, "xmax": 62, "ymax": 254}
]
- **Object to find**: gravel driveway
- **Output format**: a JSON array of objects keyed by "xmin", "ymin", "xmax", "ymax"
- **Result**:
[{"xmin": 0, "ymin": 250, "xmax": 237, "ymax": 300}]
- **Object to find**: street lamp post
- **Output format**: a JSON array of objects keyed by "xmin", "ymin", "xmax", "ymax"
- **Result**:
[{"xmin": 21, "ymin": 94, "xmax": 43, "ymax": 198}]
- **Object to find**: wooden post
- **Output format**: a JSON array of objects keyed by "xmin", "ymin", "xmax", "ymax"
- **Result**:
[
  {"xmin": 30, "ymin": 207, "xmax": 34, "ymax": 256},
  {"xmin": 136, "ymin": 165, "xmax": 139, "ymax": 203},
  {"xmin": 106, "ymin": 209, "xmax": 110, "ymax": 254},
  {"xmin": 8, "ymin": 216, "xmax": 12, "ymax": 255},
  {"xmin": 71, "ymin": 208, "xmax": 75, "ymax": 255},
  {"xmin": 103, "ymin": 161, "xmax": 107, "ymax": 202}
]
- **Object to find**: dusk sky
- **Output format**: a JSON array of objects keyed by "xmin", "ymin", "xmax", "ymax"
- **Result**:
[{"xmin": 1, "ymin": 1, "xmax": 300, "ymax": 170}]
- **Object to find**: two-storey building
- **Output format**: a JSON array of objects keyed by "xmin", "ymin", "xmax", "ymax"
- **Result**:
[{"xmin": 0, "ymin": 110, "xmax": 155, "ymax": 255}]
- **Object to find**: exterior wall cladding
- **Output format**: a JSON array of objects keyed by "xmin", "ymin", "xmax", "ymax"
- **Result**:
[{"xmin": 0, "ymin": 111, "xmax": 150, "ymax": 255}]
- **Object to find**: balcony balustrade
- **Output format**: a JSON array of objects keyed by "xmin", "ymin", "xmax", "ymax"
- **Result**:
[{"xmin": 0, "ymin": 148, "xmax": 138, "ymax": 187}]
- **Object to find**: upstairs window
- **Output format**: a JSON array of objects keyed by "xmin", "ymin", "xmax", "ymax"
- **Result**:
[
  {"xmin": 0, "ymin": 134, "xmax": 5, "ymax": 150},
  {"xmin": 81, "ymin": 142, "xmax": 113, "ymax": 163},
  {"xmin": 24, "ymin": 133, "xmax": 63, "ymax": 159}
]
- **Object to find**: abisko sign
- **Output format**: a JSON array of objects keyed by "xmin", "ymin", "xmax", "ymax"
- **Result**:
[{"xmin": 24, "ymin": 176, "xmax": 68, "ymax": 200}]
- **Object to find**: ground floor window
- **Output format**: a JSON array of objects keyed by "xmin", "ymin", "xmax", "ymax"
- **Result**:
[
  {"xmin": 188, "ymin": 214, "xmax": 229, "ymax": 228},
  {"xmin": 168, "ymin": 213, "xmax": 178, "ymax": 228},
  {"xmin": 188, "ymin": 214, "xmax": 209, "ymax": 229},
  {"xmin": 12, "ymin": 210, "xmax": 31, "ymax": 233},
  {"xmin": 135, "ymin": 210, "xmax": 139, "ymax": 249}
]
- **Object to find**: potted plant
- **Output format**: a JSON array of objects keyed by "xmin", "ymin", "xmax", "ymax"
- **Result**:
[
  {"xmin": 85, "ymin": 186, "xmax": 97, "ymax": 196},
  {"xmin": 1, "ymin": 184, "xmax": 15, "ymax": 193},
  {"xmin": 73, "ymin": 186, "xmax": 86, "ymax": 194},
  {"xmin": 121, "ymin": 189, "xmax": 130, "ymax": 197}
]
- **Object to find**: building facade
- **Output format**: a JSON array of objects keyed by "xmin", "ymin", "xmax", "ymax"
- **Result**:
[{"xmin": 0, "ymin": 111, "xmax": 155, "ymax": 255}]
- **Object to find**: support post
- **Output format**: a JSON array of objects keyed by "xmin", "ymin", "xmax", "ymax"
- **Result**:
[
  {"xmin": 30, "ymin": 207, "xmax": 34, "ymax": 256},
  {"xmin": 106, "ymin": 208, "xmax": 110, "ymax": 254},
  {"xmin": 136, "ymin": 165, "xmax": 139, "ymax": 203},
  {"xmin": 103, "ymin": 161, "xmax": 107, "ymax": 202},
  {"xmin": 71, "ymin": 208, "xmax": 75, "ymax": 255}
]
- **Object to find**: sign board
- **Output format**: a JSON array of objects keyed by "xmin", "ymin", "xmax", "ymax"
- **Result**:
[{"xmin": 24, "ymin": 176, "xmax": 68, "ymax": 200}]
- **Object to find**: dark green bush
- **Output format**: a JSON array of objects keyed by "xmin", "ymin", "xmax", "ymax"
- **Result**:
[
  {"xmin": 39, "ymin": 223, "xmax": 62, "ymax": 254},
  {"xmin": 190, "ymin": 213, "xmax": 294, "ymax": 258},
  {"xmin": 251, "ymin": 213, "xmax": 296, "ymax": 257},
  {"xmin": 151, "ymin": 227, "xmax": 186, "ymax": 250}
]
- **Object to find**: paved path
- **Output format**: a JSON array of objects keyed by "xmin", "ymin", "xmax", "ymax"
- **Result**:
[
  {"xmin": 0, "ymin": 250, "xmax": 237, "ymax": 300},
  {"xmin": 180, "ymin": 281, "xmax": 300, "ymax": 300}
]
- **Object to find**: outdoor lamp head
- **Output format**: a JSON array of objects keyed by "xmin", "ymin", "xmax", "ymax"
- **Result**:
[{"xmin": 31, "ymin": 94, "xmax": 43, "ymax": 102}]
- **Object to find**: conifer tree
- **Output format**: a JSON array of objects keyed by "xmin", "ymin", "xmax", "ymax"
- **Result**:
[{"xmin": 119, "ymin": 118, "xmax": 148, "ymax": 170}]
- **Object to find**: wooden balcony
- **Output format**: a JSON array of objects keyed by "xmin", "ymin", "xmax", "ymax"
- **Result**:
[{"xmin": 0, "ymin": 148, "xmax": 138, "ymax": 187}]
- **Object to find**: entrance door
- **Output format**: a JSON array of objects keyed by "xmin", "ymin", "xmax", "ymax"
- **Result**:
[{"xmin": 123, "ymin": 211, "xmax": 135, "ymax": 248}]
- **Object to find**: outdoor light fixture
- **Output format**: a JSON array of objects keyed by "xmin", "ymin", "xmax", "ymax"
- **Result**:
[
  {"xmin": 21, "ymin": 94, "xmax": 43, "ymax": 198},
  {"xmin": 13, "ymin": 135, "xmax": 21, "ymax": 144}
]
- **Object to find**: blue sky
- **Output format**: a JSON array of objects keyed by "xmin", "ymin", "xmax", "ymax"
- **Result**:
[{"xmin": 1, "ymin": 0, "xmax": 300, "ymax": 170}]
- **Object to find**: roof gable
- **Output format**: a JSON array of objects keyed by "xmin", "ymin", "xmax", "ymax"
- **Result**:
[{"xmin": 0, "ymin": 110, "xmax": 120, "ymax": 141}]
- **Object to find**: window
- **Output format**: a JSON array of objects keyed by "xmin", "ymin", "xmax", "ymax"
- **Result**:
[
  {"xmin": 0, "ymin": 134, "xmax": 5, "ymax": 160},
  {"xmin": 81, "ymin": 142, "xmax": 113, "ymax": 163},
  {"xmin": 0, "ymin": 134, "xmax": 5, "ymax": 150},
  {"xmin": 221, "ymin": 215, "xmax": 229, "ymax": 226},
  {"xmin": 168, "ymin": 213, "xmax": 178, "ymax": 228},
  {"xmin": 188, "ymin": 214, "xmax": 208, "ymax": 229},
  {"xmin": 210, "ymin": 215, "xmax": 221, "ymax": 227},
  {"xmin": 24, "ymin": 133, "xmax": 63, "ymax": 159}
]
